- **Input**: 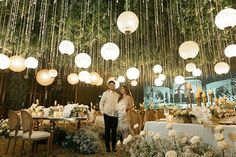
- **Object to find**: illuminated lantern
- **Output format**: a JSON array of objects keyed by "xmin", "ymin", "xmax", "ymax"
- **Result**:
[
  {"xmin": 215, "ymin": 8, "xmax": 236, "ymax": 30},
  {"xmin": 36, "ymin": 69, "xmax": 55, "ymax": 86},
  {"xmin": 179, "ymin": 41, "xmax": 199, "ymax": 60},
  {"xmin": 158, "ymin": 74, "xmax": 166, "ymax": 81},
  {"xmin": 117, "ymin": 11, "xmax": 139, "ymax": 34},
  {"xmin": 174, "ymin": 75, "xmax": 185, "ymax": 85},
  {"xmin": 79, "ymin": 71, "xmax": 91, "ymax": 82},
  {"xmin": 214, "ymin": 62, "xmax": 230, "ymax": 75},
  {"xmin": 48, "ymin": 69, "xmax": 58, "ymax": 78},
  {"xmin": 185, "ymin": 63, "xmax": 196, "ymax": 72},
  {"xmin": 224, "ymin": 44, "xmax": 236, "ymax": 58},
  {"xmin": 101, "ymin": 42, "xmax": 120, "ymax": 61},
  {"xmin": 117, "ymin": 75, "xmax": 125, "ymax": 82},
  {"xmin": 131, "ymin": 80, "xmax": 138, "ymax": 86},
  {"xmin": 154, "ymin": 78, "xmax": 163, "ymax": 86},
  {"xmin": 75, "ymin": 53, "xmax": 91, "ymax": 69},
  {"xmin": 59, "ymin": 40, "xmax": 74, "ymax": 55},
  {"xmin": 126, "ymin": 67, "xmax": 140, "ymax": 80},
  {"xmin": 153, "ymin": 64, "xmax": 162, "ymax": 73},
  {"xmin": 0, "ymin": 54, "xmax": 10, "ymax": 69},
  {"xmin": 67, "ymin": 73, "xmax": 79, "ymax": 85},
  {"xmin": 90, "ymin": 72, "xmax": 100, "ymax": 85},
  {"xmin": 25, "ymin": 57, "xmax": 38, "ymax": 69},
  {"xmin": 192, "ymin": 68, "xmax": 202, "ymax": 77},
  {"xmin": 9, "ymin": 55, "xmax": 26, "ymax": 72}
]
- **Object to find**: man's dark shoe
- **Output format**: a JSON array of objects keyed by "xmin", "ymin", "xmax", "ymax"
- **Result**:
[
  {"xmin": 106, "ymin": 148, "xmax": 111, "ymax": 152},
  {"xmin": 112, "ymin": 149, "xmax": 117, "ymax": 152}
]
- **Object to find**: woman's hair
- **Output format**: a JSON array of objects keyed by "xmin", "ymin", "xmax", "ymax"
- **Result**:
[{"xmin": 118, "ymin": 86, "xmax": 132, "ymax": 102}]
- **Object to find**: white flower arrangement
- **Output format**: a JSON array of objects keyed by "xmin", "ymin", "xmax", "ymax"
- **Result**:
[
  {"xmin": 215, "ymin": 125, "xmax": 223, "ymax": 133},
  {"xmin": 181, "ymin": 137, "xmax": 188, "ymax": 144},
  {"xmin": 168, "ymin": 130, "xmax": 176, "ymax": 137},
  {"xmin": 192, "ymin": 106, "xmax": 212, "ymax": 125},
  {"xmin": 165, "ymin": 150, "xmax": 177, "ymax": 157},
  {"xmin": 63, "ymin": 104, "xmax": 78, "ymax": 118},
  {"xmin": 153, "ymin": 133, "xmax": 160, "ymax": 140},
  {"xmin": 215, "ymin": 133, "xmax": 224, "ymax": 141},
  {"xmin": 190, "ymin": 136, "xmax": 200, "ymax": 145},
  {"xmin": 133, "ymin": 123, "xmax": 139, "ymax": 129},
  {"xmin": 139, "ymin": 130, "xmax": 145, "ymax": 136},
  {"xmin": 217, "ymin": 140, "xmax": 228, "ymax": 150}
]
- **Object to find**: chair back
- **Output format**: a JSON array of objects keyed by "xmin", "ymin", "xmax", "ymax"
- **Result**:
[
  {"xmin": 144, "ymin": 110, "xmax": 156, "ymax": 122},
  {"xmin": 8, "ymin": 110, "xmax": 21, "ymax": 134},
  {"xmin": 129, "ymin": 110, "xmax": 142, "ymax": 134},
  {"xmin": 21, "ymin": 110, "xmax": 33, "ymax": 135},
  {"xmin": 138, "ymin": 110, "xmax": 145, "ymax": 126}
]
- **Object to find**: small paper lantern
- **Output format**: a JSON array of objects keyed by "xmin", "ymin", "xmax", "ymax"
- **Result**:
[
  {"xmin": 48, "ymin": 69, "xmax": 58, "ymax": 78},
  {"xmin": 158, "ymin": 74, "xmax": 166, "ymax": 81},
  {"xmin": 153, "ymin": 64, "xmax": 162, "ymax": 73},
  {"xmin": 117, "ymin": 75, "xmax": 125, "ymax": 82},
  {"xmin": 224, "ymin": 44, "xmax": 236, "ymax": 58},
  {"xmin": 67, "ymin": 73, "xmax": 79, "ymax": 85},
  {"xmin": 192, "ymin": 68, "xmax": 202, "ymax": 77},
  {"xmin": 0, "ymin": 54, "xmax": 10, "ymax": 69},
  {"xmin": 117, "ymin": 11, "xmax": 139, "ymax": 34},
  {"xmin": 36, "ymin": 69, "xmax": 55, "ymax": 86},
  {"xmin": 25, "ymin": 57, "xmax": 38, "ymax": 69},
  {"xmin": 59, "ymin": 40, "xmax": 74, "ymax": 55},
  {"xmin": 214, "ymin": 62, "xmax": 230, "ymax": 75},
  {"xmin": 185, "ymin": 63, "xmax": 196, "ymax": 72},
  {"xmin": 126, "ymin": 67, "xmax": 140, "ymax": 80},
  {"xmin": 101, "ymin": 42, "xmax": 120, "ymax": 61},
  {"xmin": 131, "ymin": 80, "xmax": 138, "ymax": 86},
  {"xmin": 90, "ymin": 72, "xmax": 100, "ymax": 85},
  {"xmin": 79, "ymin": 71, "xmax": 91, "ymax": 82},
  {"xmin": 9, "ymin": 55, "xmax": 26, "ymax": 72},
  {"xmin": 75, "ymin": 53, "xmax": 91, "ymax": 69},
  {"xmin": 179, "ymin": 41, "xmax": 199, "ymax": 60},
  {"xmin": 154, "ymin": 78, "xmax": 163, "ymax": 86},
  {"xmin": 215, "ymin": 8, "xmax": 236, "ymax": 30},
  {"xmin": 174, "ymin": 75, "xmax": 185, "ymax": 85},
  {"xmin": 96, "ymin": 77, "xmax": 103, "ymax": 86}
]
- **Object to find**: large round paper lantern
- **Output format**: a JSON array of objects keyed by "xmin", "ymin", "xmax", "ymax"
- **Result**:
[
  {"xmin": 25, "ymin": 57, "xmax": 38, "ymax": 69},
  {"xmin": 214, "ymin": 62, "xmax": 230, "ymax": 75},
  {"xmin": 158, "ymin": 74, "xmax": 166, "ymax": 81},
  {"xmin": 174, "ymin": 75, "xmax": 185, "ymax": 85},
  {"xmin": 48, "ymin": 69, "xmax": 58, "ymax": 78},
  {"xmin": 78, "ymin": 70, "xmax": 91, "ymax": 82},
  {"xmin": 75, "ymin": 53, "xmax": 91, "ymax": 68},
  {"xmin": 185, "ymin": 63, "xmax": 196, "ymax": 72},
  {"xmin": 90, "ymin": 72, "xmax": 100, "ymax": 85},
  {"xmin": 0, "ymin": 54, "xmax": 10, "ymax": 69},
  {"xmin": 179, "ymin": 41, "xmax": 199, "ymax": 60},
  {"xmin": 154, "ymin": 78, "xmax": 163, "ymax": 86},
  {"xmin": 59, "ymin": 40, "xmax": 74, "ymax": 55},
  {"xmin": 67, "ymin": 73, "xmax": 79, "ymax": 85},
  {"xmin": 36, "ymin": 69, "xmax": 55, "ymax": 86},
  {"xmin": 115, "ymin": 80, "xmax": 120, "ymax": 89},
  {"xmin": 192, "ymin": 68, "xmax": 202, "ymax": 77},
  {"xmin": 117, "ymin": 75, "xmax": 125, "ymax": 82},
  {"xmin": 224, "ymin": 44, "xmax": 236, "ymax": 58},
  {"xmin": 215, "ymin": 8, "xmax": 236, "ymax": 30},
  {"xmin": 9, "ymin": 55, "xmax": 26, "ymax": 72},
  {"xmin": 126, "ymin": 67, "xmax": 140, "ymax": 80},
  {"xmin": 101, "ymin": 42, "xmax": 120, "ymax": 61},
  {"xmin": 117, "ymin": 11, "xmax": 139, "ymax": 34},
  {"xmin": 131, "ymin": 80, "xmax": 138, "ymax": 86},
  {"xmin": 153, "ymin": 64, "xmax": 162, "ymax": 73},
  {"xmin": 96, "ymin": 77, "xmax": 103, "ymax": 86}
]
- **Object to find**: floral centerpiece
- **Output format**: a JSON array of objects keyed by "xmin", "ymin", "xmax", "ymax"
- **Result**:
[
  {"xmin": 27, "ymin": 103, "xmax": 45, "ymax": 117},
  {"xmin": 0, "ymin": 119, "xmax": 10, "ymax": 138},
  {"xmin": 70, "ymin": 104, "xmax": 89, "ymax": 117},
  {"xmin": 174, "ymin": 109, "xmax": 195, "ymax": 123}
]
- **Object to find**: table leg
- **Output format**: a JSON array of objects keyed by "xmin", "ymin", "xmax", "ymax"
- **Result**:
[{"xmin": 77, "ymin": 120, "xmax": 81, "ymax": 129}]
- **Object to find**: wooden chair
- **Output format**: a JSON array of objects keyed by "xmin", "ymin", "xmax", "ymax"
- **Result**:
[
  {"xmin": 138, "ymin": 110, "xmax": 145, "ymax": 129},
  {"xmin": 5, "ymin": 110, "xmax": 23, "ymax": 155},
  {"xmin": 144, "ymin": 110, "xmax": 156, "ymax": 124},
  {"xmin": 129, "ymin": 110, "xmax": 142, "ymax": 135},
  {"xmin": 20, "ymin": 110, "xmax": 52, "ymax": 156}
]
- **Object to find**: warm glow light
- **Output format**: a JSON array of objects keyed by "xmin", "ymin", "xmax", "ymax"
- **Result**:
[
  {"xmin": 117, "ymin": 75, "xmax": 125, "ymax": 82},
  {"xmin": 0, "ymin": 54, "xmax": 10, "ymax": 70},
  {"xmin": 75, "ymin": 53, "xmax": 91, "ymax": 69},
  {"xmin": 115, "ymin": 80, "xmax": 120, "ymax": 89},
  {"xmin": 153, "ymin": 64, "xmax": 162, "ymax": 73},
  {"xmin": 117, "ymin": 11, "xmax": 139, "ymax": 34},
  {"xmin": 185, "ymin": 63, "xmax": 196, "ymax": 72},
  {"xmin": 224, "ymin": 44, "xmax": 236, "ymax": 58},
  {"xmin": 179, "ymin": 41, "xmax": 199, "ymax": 60},
  {"xmin": 174, "ymin": 75, "xmax": 185, "ymax": 85},
  {"xmin": 96, "ymin": 77, "xmax": 103, "ymax": 86},
  {"xmin": 214, "ymin": 62, "xmax": 230, "ymax": 75},
  {"xmin": 154, "ymin": 78, "xmax": 163, "ymax": 86},
  {"xmin": 9, "ymin": 55, "xmax": 26, "ymax": 72},
  {"xmin": 215, "ymin": 8, "xmax": 236, "ymax": 30},
  {"xmin": 59, "ymin": 40, "xmax": 75, "ymax": 55},
  {"xmin": 158, "ymin": 74, "xmax": 166, "ymax": 81},
  {"xmin": 48, "ymin": 69, "xmax": 58, "ymax": 78},
  {"xmin": 78, "ymin": 70, "xmax": 91, "ymax": 82},
  {"xmin": 101, "ymin": 42, "xmax": 120, "ymax": 61},
  {"xmin": 126, "ymin": 67, "xmax": 140, "ymax": 80},
  {"xmin": 131, "ymin": 80, "xmax": 138, "ymax": 86},
  {"xmin": 67, "ymin": 73, "xmax": 79, "ymax": 85},
  {"xmin": 192, "ymin": 68, "xmax": 202, "ymax": 77},
  {"xmin": 36, "ymin": 69, "xmax": 55, "ymax": 86},
  {"xmin": 25, "ymin": 57, "xmax": 38, "ymax": 69},
  {"xmin": 90, "ymin": 72, "xmax": 100, "ymax": 85}
]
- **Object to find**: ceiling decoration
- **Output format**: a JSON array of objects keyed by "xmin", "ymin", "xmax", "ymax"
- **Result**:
[{"xmin": 0, "ymin": 0, "xmax": 235, "ymax": 87}]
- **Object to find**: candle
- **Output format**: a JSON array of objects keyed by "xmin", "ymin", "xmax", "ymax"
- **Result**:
[
  {"xmin": 36, "ymin": 99, "xmax": 39, "ymax": 105},
  {"xmin": 54, "ymin": 100, "xmax": 57, "ymax": 106}
]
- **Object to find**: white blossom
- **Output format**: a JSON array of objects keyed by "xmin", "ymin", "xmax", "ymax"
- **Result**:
[
  {"xmin": 215, "ymin": 133, "xmax": 224, "ymax": 141},
  {"xmin": 181, "ymin": 137, "xmax": 188, "ymax": 144},
  {"xmin": 168, "ymin": 130, "xmax": 176, "ymax": 137},
  {"xmin": 165, "ymin": 150, "xmax": 177, "ymax": 157},
  {"xmin": 139, "ymin": 130, "xmax": 145, "ymax": 136},
  {"xmin": 133, "ymin": 123, "xmax": 139, "ymax": 129},
  {"xmin": 215, "ymin": 125, "xmax": 223, "ymax": 133},
  {"xmin": 117, "ymin": 140, "xmax": 121, "ymax": 146},
  {"xmin": 190, "ymin": 136, "xmax": 200, "ymax": 145},
  {"xmin": 217, "ymin": 140, "xmax": 228, "ymax": 149},
  {"xmin": 153, "ymin": 133, "xmax": 160, "ymax": 140}
]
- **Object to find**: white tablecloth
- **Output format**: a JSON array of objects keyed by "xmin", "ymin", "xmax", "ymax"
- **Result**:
[{"xmin": 144, "ymin": 121, "xmax": 236, "ymax": 147}]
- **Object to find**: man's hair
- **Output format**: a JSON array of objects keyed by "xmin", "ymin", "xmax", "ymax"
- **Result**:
[{"xmin": 108, "ymin": 80, "xmax": 115, "ymax": 85}]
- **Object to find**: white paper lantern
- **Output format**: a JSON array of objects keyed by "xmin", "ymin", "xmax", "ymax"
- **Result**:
[
  {"xmin": 126, "ymin": 67, "xmax": 140, "ymax": 80},
  {"xmin": 59, "ymin": 40, "xmax": 74, "ymax": 55},
  {"xmin": 48, "ymin": 69, "xmax": 58, "ymax": 78},
  {"xmin": 67, "ymin": 73, "xmax": 79, "ymax": 85},
  {"xmin": 174, "ymin": 75, "xmax": 185, "ymax": 85},
  {"xmin": 224, "ymin": 44, "xmax": 236, "ymax": 58},
  {"xmin": 101, "ymin": 42, "xmax": 120, "ymax": 61},
  {"xmin": 115, "ymin": 80, "xmax": 120, "ymax": 89},
  {"xmin": 215, "ymin": 8, "xmax": 236, "ymax": 30},
  {"xmin": 36, "ymin": 69, "xmax": 55, "ymax": 86},
  {"xmin": 90, "ymin": 72, "xmax": 100, "ymax": 85},
  {"xmin": 179, "ymin": 41, "xmax": 199, "ymax": 60},
  {"xmin": 117, "ymin": 11, "xmax": 139, "ymax": 34},
  {"xmin": 158, "ymin": 74, "xmax": 166, "ymax": 81},
  {"xmin": 117, "ymin": 75, "xmax": 125, "ymax": 82},
  {"xmin": 192, "ymin": 68, "xmax": 202, "ymax": 77},
  {"xmin": 85, "ymin": 78, "xmax": 91, "ymax": 84},
  {"xmin": 154, "ymin": 78, "xmax": 163, "ymax": 86},
  {"xmin": 79, "ymin": 70, "xmax": 91, "ymax": 82},
  {"xmin": 25, "ymin": 57, "xmax": 38, "ymax": 69},
  {"xmin": 214, "ymin": 62, "xmax": 230, "ymax": 75},
  {"xmin": 96, "ymin": 77, "xmax": 103, "ymax": 86},
  {"xmin": 0, "ymin": 54, "xmax": 10, "ymax": 69},
  {"xmin": 75, "ymin": 53, "xmax": 91, "ymax": 69},
  {"xmin": 9, "ymin": 55, "xmax": 26, "ymax": 72},
  {"xmin": 131, "ymin": 80, "xmax": 138, "ymax": 86},
  {"xmin": 185, "ymin": 63, "xmax": 196, "ymax": 72},
  {"xmin": 153, "ymin": 64, "xmax": 162, "ymax": 73}
]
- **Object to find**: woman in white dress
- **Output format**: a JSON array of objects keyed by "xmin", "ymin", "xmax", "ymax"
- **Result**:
[{"xmin": 117, "ymin": 86, "xmax": 134, "ymax": 139}]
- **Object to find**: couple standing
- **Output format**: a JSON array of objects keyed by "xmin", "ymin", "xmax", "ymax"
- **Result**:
[{"xmin": 99, "ymin": 80, "xmax": 134, "ymax": 152}]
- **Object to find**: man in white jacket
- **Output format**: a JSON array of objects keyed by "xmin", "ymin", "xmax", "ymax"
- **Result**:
[{"xmin": 99, "ymin": 80, "xmax": 119, "ymax": 152}]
